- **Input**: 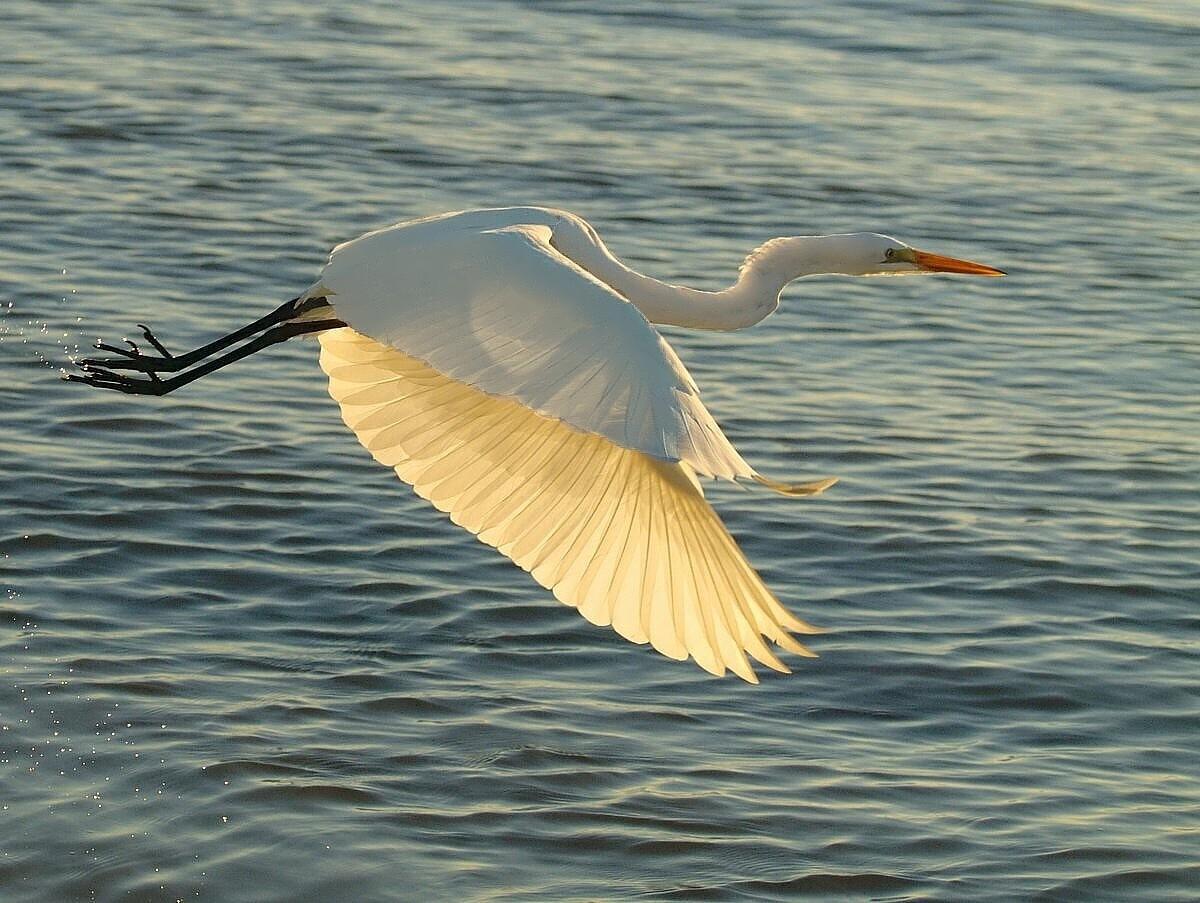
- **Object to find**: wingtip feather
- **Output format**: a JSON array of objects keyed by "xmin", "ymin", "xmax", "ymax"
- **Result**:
[{"xmin": 753, "ymin": 474, "xmax": 839, "ymax": 498}]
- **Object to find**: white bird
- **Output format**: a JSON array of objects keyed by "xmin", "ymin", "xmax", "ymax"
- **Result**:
[{"xmin": 69, "ymin": 207, "xmax": 1004, "ymax": 682}]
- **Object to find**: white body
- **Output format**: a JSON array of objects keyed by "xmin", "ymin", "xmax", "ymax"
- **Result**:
[{"xmin": 303, "ymin": 207, "xmax": 997, "ymax": 680}]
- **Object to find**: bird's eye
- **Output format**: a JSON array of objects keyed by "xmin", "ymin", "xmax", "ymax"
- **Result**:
[{"xmin": 884, "ymin": 248, "xmax": 896, "ymax": 261}]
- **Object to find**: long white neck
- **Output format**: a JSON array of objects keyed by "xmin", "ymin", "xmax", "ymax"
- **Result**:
[{"xmin": 554, "ymin": 228, "xmax": 864, "ymax": 331}]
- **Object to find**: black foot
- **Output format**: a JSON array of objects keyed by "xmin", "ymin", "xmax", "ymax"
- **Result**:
[
  {"xmin": 63, "ymin": 363, "xmax": 168, "ymax": 395},
  {"xmin": 78, "ymin": 324, "xmax": 179, "ymax": 373}
]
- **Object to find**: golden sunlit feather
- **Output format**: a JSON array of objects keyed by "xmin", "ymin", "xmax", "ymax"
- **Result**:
[{"xmin": 320, "ymin": 326, "xmax": 818, "ymax": 682}]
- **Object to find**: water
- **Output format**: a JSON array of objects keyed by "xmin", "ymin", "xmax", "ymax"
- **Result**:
[{"xmin": 2, "ymin": 1, "xmax": 1197, "ymax": 899}]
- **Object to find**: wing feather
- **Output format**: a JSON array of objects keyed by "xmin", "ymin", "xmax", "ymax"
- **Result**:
[
  {"xmin": 319, "ymin": 327, "xmax": 817, "ymax": 682},
  {"xmin": 317, "ymin": 218, "xmax": 755, "ymax": 480}
]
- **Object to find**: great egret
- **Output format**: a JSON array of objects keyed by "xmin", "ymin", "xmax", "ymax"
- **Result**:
[{"xmin": 68, "ymin": 207, "xmax": 1004, "ymax": 682}]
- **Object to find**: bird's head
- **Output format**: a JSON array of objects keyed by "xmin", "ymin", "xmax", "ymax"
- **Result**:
[
  {"xmin": 742, "ymin": 232, "xmax": 1006, "ymax": 283},
  {"xmin": 838, "ymin": 232, "xmax": 1006, "ymax": 278}
]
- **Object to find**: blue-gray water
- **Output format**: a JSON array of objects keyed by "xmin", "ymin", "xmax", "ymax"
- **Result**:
[{"xmin": 2, "ymin": 2, "xmax": 1197, "ymax": 900}]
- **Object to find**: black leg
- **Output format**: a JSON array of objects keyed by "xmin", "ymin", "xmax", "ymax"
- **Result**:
[
  {"xmin": 77, "ymin": 295, "xmax": 329, "ymax": 374},
  {"xmin": 65, "ymin": 317, "xmax": 345, "ymax": 396}
]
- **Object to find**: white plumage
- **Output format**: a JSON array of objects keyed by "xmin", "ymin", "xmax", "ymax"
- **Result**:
[
  {"xmin": 310, "ymin": 207, "xmax": 840, "ymax": 680},
  {"xmin": 317, "ymin": 212, "xmax": 753, "ymax": 480},
  {"xmin": 72, "ymin": 205, "xmax": 1003, "ymax": 681}
]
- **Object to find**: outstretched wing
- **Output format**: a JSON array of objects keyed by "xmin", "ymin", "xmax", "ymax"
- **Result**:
[
  {"xmin": 319, "ymin": 327, "xmax": 820, "ymax": 682},
  {"xmin": 317, "ymin": 219, "xmax": 752, "ymax": 481}
]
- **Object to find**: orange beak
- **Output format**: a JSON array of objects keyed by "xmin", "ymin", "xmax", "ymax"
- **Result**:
[{"xmin": 912, "ymin": 249, "xmax": 1006, "ymax": 277}]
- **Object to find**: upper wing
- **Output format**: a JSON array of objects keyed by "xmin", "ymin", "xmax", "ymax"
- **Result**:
[
  {"xmin": 317, "ymin": 220, "xmax": 752, "ymax": 481},
  {"xmin": 318, "ymin": 327, "xmax": 821, "ymax": 682}
]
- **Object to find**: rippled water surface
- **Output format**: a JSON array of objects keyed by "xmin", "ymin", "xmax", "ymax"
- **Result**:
[{"xmin": 3, "ymin": 1, "xmax": 1198, "ymax": 900}]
